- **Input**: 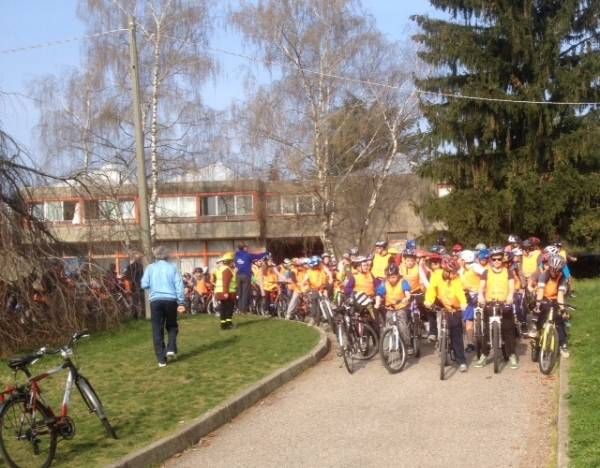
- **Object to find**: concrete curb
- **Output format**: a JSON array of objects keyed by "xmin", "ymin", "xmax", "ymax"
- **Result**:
[
  {"xmin": 108, "ymin": 324, "xmax": 329, "ymax": 468},
  {"xmin": 557, "ymin": 358, "xmax": 570, "ymax": 468}
]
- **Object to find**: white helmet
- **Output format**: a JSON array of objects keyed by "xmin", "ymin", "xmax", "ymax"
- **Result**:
[
  {"xmin": 544, "ymin": 245, "xmax": 560, "ymax": 256},
  {"xmin": 460, "ymin": 250, "xmax": 475, "ymax": 263},
  {"xmin": 548, "ymin": 254, "xmax": 566, "ymax": 270}
]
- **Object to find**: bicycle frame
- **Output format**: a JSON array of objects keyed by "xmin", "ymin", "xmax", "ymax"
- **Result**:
[{"xmin": 487, "ymin": 302, "xmax": 504, "ymax": 348}]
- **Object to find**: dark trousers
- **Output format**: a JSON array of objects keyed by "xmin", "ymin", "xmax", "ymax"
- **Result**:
[
  {"xmin": 412, "ymin": 293, "xmax": 436, "ymax": 336},
  {"xmin": 150, "ymin": 300, "xmax": 178, "ymax": 364},
  {"xmin": 220, "ymin": 299, "xmax": 234, "ymax": 327},
  {"xmin": 482, "ymin": 304, "xmax": 517, "ymax": 356},
  {"xmin": 447, "ymin": 312, "xmax": 466, "ymax": 365},
  {"xmin": 236, "ymin": 273, "xmax": 251, "ymax": 313},
  {"xmin": 131, "ymin": 288, "xmax": 144, "ymax": 319}
]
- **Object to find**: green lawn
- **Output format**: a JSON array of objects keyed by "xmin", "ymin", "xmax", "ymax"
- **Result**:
[
  {"xmin": 568, "ymin": 279, "xmax": 600, "ymax": 468},
  {"xmin": 0, "ymin": 315, "xmax": 319, "ymax": 467}
]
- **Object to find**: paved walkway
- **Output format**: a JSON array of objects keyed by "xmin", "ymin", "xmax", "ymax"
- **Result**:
[{"xmin": 166, "ymin": 338, "xmax": 556, "ymax": 468}]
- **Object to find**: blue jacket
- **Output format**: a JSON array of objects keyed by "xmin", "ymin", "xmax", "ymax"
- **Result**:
[
  {"xmin": 141, "ymin": 260, "xmax": 185, "ymax": 304},
  {"xmin": 235, "ymin": 250, "xmax": 266, "ymax": 276}
]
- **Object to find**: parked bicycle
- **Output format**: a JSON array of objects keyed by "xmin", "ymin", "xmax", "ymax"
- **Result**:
[
  {"xmin": 485, "ymin": 301, "xmax": 508, "ymax": 374},
  {"xmin": 0, "ymin": 331, "xmax": 117, "ymax": 468},
  {"xmin": 436, "ymin": 306, "xmax": 455, "ymax": 381},
  {"xmin": 530, "ymin": 300, "xmax": 576, "ymax": 375},
  {"xmin": 335, "ymin": 299, "xmax": 378, "ymax": 374}
]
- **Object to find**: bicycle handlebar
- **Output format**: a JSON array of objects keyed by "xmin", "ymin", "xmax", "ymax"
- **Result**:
[{"xmin": 35, "ymin": 330, "xmax": 90, "ymax": 357}]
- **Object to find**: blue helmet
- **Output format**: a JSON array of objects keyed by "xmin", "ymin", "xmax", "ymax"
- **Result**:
[
  {"xmin": 406, "ymin": 239, "xmax": 417, "ymax": 250},
  {"xmin": 478, "ymin": 248, "xmax": 490, "ymax": 260},
  {"xmin": 308, "ymin": 255, "xmax": 321, "ymax": 267}
]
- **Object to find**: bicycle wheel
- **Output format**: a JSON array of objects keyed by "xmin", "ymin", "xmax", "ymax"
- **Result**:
[
  {"xmin": 275, "ymin": 296, "xmax": 288, "ymax": 319},
  {"xmin": 0, "ymin": 394, "xmax": 57, "ymax": 468},
  {"xmin": 539, "ymin": 326, "xmax": 559, "ymax": 375},
  {"xmin": 474, "ymin": 315, "xmax": 484, "ymax": 359},
  {"xmin": 319, "ymin": 299, "xmax": 336, "ymax": 333},
  {"xmin": 379, "ymin": 326, "xmax": 406, "ymax": 374},
  {"xmin": 530, "ymin": 341, "xmax": 539, "ymax": 362},
  {"xmin": 338, "ymin": 324, "xmax": 354, "ymax": 374},
  {"xmin": 411, "ymin": 315, "xmax": 421, "ymax": 358},
  {"xmin": 77, "ymin": 376, "xmax": 118, "ymax": 439},
  {"xmin": 492, "ymin": 322, "xmax": 501, "ymax": 374},
  {"xmin": 354, "ymin": 322, "xmax": 379, "ymax": 360},
  {"xmin": 439, "ymin": 330, "xmax": 447, "ymax": 380}
]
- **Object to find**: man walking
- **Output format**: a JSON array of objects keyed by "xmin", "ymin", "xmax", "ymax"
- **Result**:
[
  {"xmin": 141, "ymin": 246, "xmax": 185, "ymax": 368},
  {"xmin": 234, "ymin": 243, "xmax": 266, "ymax": 313}
]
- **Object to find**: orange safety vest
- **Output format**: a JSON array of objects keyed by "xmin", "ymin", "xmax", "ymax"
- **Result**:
[
  {"xmin": 194, "ymin": 278, "xmax": 208, "ymax": 295},
  {"xmin": 522, "ymin": 251, "xmax": 540, "ymax": 277},
  {"xmin": 354, "ymin": 271, "xmax": 375, "ymax": 296},
  {"xmin": 384, "ymin": 280, "xmax": 408, "ymax": 308},
  {"xmin": 263, "ymin": 270, "xmax": 279, "ymax": 292},
  {"xmin": 543, "ymin": 275, "xmax": 562, "ymax": 300},
  {"xmin": 401, "ymin": 264, "xmax": 422, "ymax": 293},
  {"xmin": 307, "ymin": 269, "xmax": 328, "ymax": 290},
  {"xmin": 460, "ymin": 267, "xmax": 481, "ymax": 293},
  {"xmin": 485, "ymin": 268, "xmax": 510, "ymax": 301},
  {"xmin": 372, "ymin": 253, "xmax": 391, "ymax": 279}
]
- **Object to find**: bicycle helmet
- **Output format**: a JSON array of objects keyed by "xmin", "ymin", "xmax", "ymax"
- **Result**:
[
  {"xmin": 460, "ymin": 250, "xmax": 475, "ymax": 263},
  {"xmin": 441, "ymin": 256, "xmax": 460, "ymax": 273},
  {"xmin": 283, "ymin": 258, "xmax": 292, "ymax": 266},
  {"xmin": 428, "ymin": 252, "xmax": 442, "ymax": 261},
  {"xmin": 430, "ymin": 244, "xmax": 443, "ymax": 254},
  {"xmin": 406, "ymin": 239, "xmax": 417, "ymax": 250},
  {"xmin": 437, "ymin": 234, "xmax": 448, "ymax": 246},
  {"xmin": 352, "ymin": 255, "xmax": 368, "ymax": 265},
  {"xmin": 354, "ymin": 292, "xmax": 373, "ymax": 306},
  {"xmin": 321, "ymin": 252, "xmax": 331, "ymax": 259},
  {"xmin": 548, "ymin": 254, "xmax": 566, "ymax": 270},
  {"xmin": 452, "ymin": 243, "xmax": 463, "ymax": 253},
  {"xmin": 553, "ymin": 240, "xmax": 563, "ymax": 248},
  {"xmin": 474, "ymin": 242, "xmax": 487, "ymax": 251},
  {"xmin": 375, "ymin": 240, "xmax": 388, "ymax": 248},
  {"xmin": 544, "ymin": 245, "xmax": 560, "ymax": 256},
  {"xmin": 403, "ymin": 248, "xmax": 417, "ymax": 258},
  {"xmin": 307, "ymin": 255, "xmax": 321, "ymax": 267},
  {"xmin": 521, "ymin": 239, "xmax": 532, "ymax": 250},
  {"xmin": 512, "ymin": 248, "xmax": 523, "ymax": 257},
  {"xmin": 489, "ymin": 246, "xmax": 504, "ymax": 257},
  {"xmin": 193, "ymin": 267, "xmax": 203, "ymax": 274},
  {"xmin": 349, "ymin": 247, "xmax": 359, "ymax": 256},
  {"xmin": 478, "ymin": 248, "xmax": 490, "ymax": 260},
  {"xmin": 507, "ymin": 234, "xmax": 521, "ymax": 244},
  {"xmin": 386, "ymin": 263, "xmax": 400, "ymax": 276}
]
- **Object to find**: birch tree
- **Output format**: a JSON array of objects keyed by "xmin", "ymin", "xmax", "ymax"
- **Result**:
[{"xmin": 232, "ymin": 0, "xmax": 420, "ymax": 252}]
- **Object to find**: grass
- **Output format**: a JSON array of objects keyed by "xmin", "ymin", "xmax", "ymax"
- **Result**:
[
  {"xmin": 0, "ymin": 315, "xmax": 319, "ymax": 467},
  {"xmin": 567, "ymin": 278, "xmax": 600, "ymax": 468}
]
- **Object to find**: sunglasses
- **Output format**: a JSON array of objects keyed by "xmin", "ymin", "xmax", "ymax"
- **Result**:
[{"xmin": 491, "ymin": 257, "xmax": 503, "ymax": 262}]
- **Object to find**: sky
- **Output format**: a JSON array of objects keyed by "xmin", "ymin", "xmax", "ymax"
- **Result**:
[{"xmin": 0, "ymin": 0, "xmax": 439, "ymax": 160}]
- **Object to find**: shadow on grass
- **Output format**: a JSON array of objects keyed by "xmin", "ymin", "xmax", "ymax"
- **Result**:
[
  {"xmin": 231, "ymin": 318, "xmax": 269, "ymax": 329},
  {"xmin": 176, "ymin": 336, "xmax": 239, "ymax": 363}
]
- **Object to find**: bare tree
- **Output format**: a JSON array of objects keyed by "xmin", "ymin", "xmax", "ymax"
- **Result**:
[
  {"xmin": 231, "ymin": 0, "xmax": 420, "ymax": 253},
  {"xmin": 31, "ymin": 0, "xmax": 217, "ymax": 241}
]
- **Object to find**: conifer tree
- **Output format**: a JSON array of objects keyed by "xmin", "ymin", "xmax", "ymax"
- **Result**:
[{"xmin": 412, "ymin": 1, "xmax": 600, "ymax": 247}]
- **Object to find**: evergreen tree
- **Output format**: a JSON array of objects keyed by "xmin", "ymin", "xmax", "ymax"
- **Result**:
[{"xmin": 412, "ymin": 1, "xmax": 600, "ymax": 248}]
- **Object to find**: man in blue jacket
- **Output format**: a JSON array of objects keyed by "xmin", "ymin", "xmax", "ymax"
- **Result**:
[
  {"xmin": 141, "ymin": 246, "xmax": 185, "ymax": 367},
  {"xmin": 235, "ymin": 243, "xmax": 266, "ymax": 313}
]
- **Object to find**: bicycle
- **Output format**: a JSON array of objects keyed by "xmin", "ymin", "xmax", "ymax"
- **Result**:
[
  {"xmin": 484, "ymin": 301, "xmax": 508, "ymax": 374},
  {"xmin": 0, "ymin": 331, "xmax": 117, "ymax": 468},
  {"xmin": 530, "ymin": 300, "xmax": 576, "ymax": 375},
  {"xmin": 408, "ymin": 300, "xmax": 422, "ymax": 358},
  {"xmin": 317, "ymin": 290, "xmax": 336, "ymax": 333},
  {"xmin": 335, "ymin": 305, "xmax": 356, "ymax": 374},
  {"xmin": 274, "ymin": 283, "xmax": 290, "ymax": 319},
  {"xmin": 436, "ymin": 306, "xmax": 456, "ymax": 381},
  {"xmin": 379, "ymin": 308, "xmax": 408, "ymax": 374},
  {"xmin": 473, "ymin": 305, "xmax": 484, "ymax": 359}
]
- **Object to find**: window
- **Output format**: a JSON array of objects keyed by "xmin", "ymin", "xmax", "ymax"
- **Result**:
[
  {"xmin": 297, "ymin": 195, "xmax": 315, "ymax": 214},
  {"xmin": 267, "ymin": 196, "xmax": 281, "ymax": 215},
  {"xmin": 266, "ymin": 194, "xmax": 318, "ymax": 215},
  {"xmin": 202, "ymin": 194, "xmax": 254, "ymax": 216},
  {"xmin": 281, "ymin": 196, "xmax": 296, "ymax": 215},
  {"xmin": 85, "ymin": 200, "xmax": 135, "ymax": 221},
  {"xmin": 156, "ymin": 196, "xmax": 196, "ymax": 218},
  {"xmin": 31, "ymin": 201, "xmax": 79, "ymax": 222}
]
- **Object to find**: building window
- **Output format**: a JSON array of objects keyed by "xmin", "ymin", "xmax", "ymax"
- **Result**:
[
  {"xmin": 156, "ymin": 196, "xmax": 196, "ymax": 218},
  {"xmin": 31, "ymin": 201, "xmax": 79, "ymax": 222},
  {"xmin": 202, "ymin": 195, "xmax": 254, "ymax": 216},
  {"xmin": 85, "ymin": 200, "xmax": 135, "ymax": 221},
  {"xmin": 267, "ymin": 194, "xmax": 318, "ymax": 215}
]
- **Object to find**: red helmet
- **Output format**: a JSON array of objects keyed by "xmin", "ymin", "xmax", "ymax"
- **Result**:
[
  {"xmin": 427, "ymin": 252, "xmax": 442, "ymax": 261},
  {"xmin": 452, "ymin": 243, "xmax": 463, "ymax": 253},
  {"xmin": 441, "ymin": 256, "xmax": 460, "ymax": 272}
]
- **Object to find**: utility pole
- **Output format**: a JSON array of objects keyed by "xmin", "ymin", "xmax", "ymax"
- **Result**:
[{"xmin": 129, "ymin": 16, "xmax": 153, "ymax": 319}]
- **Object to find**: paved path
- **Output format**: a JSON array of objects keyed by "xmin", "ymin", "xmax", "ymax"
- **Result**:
[{"xmin": 166, "ymin": 338, "xmax": 555, "ymax": 468}]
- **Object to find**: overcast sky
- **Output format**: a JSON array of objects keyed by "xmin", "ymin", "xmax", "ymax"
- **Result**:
[{"xmin": 0, "ymin": 0, "xmax": 439, "ymax": 159}]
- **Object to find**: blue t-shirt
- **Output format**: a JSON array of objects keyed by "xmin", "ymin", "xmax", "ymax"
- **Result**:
[{"xmin": 234, "ymin": 250, "xmax": 266, "ymax": 276}]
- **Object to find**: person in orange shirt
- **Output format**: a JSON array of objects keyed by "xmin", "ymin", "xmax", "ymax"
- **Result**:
[
  {"xmin": 401, "ymin": 249, "xmax": 432, "ymax": 340},
  {"xmin": 375, "ymin": 263, "xmax": 412, "ymax": 351},
  {"xmin": 303, "ymin": 256, "xmax": 329, "ymax": 326},
  {"xmin": 191, "ymin": 267, "xmax": 211, "ymax": 314},
  {"xmin": 345, "ymin": 256, "xmax": 378, "ymax": 325},
  {"xmin": 459, "ymin": 250, "xmax": 485, "ymax": 353},
  {"xmin": 371, "ymin": 241, "xmax": 391, "ymax": 284},
  {"xmin": 424, "ymin": 256, "xmax": 468, "ymax": 372}
]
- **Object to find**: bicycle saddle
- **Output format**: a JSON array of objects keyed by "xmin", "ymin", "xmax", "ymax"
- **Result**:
[{"xmin": 7, "ymin": 354, "xmax": 38, "ymax": 370}]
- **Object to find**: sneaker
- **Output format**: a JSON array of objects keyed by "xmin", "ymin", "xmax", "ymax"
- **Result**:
[
  {"xmin": 465, "ymin": 344, "xmax": 475, "ymax": 353},
  {"xmin": 560, "ymin": 345, "xmax": 570, "ymax": 358},
  {"xmin": 427, "ymin": 334, "xmax": 437, "ymax": 342},
  {"xmin": 166, "ymin": 351, "xmax": 177, "ymax": 360},
  {"xmin": 158, "ymin": 362, "xmax": 167, "ymax": 368},
  {"xmin": 509, "ymin": 354, "xmax": 519, "ymax": 369},
  {"xmin": 473, "ymin": 354, "xmax": 488, "ymax": 368},
  {"xmin": 459, "ymin": 363, "xmax": 467, "ymax": 373}
]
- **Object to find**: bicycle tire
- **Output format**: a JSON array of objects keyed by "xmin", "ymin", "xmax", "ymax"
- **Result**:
[
  {"xmin": 530, "ymin": 341, "xmax": 539, "ymax": 362},
  {"xmin": 439, "ymin": 330, "xmax": 447, "ymax": 380},
  {"xmin": 379, "ymin": 326, "xmax": 407, "ymax": 374},
  {"xmin": 338, "ymin": 324, "xmax": 354, "ymax": 374},
  {"xmin": 474, "ymin": 315, "xmax": 484, "ymax": 359},
  {"xmin": 319, "ymin": 299, "xmax": 336, "ymax": 333},
  {"xmin": 539, "ymin": 326, "xmax": 559, "ymax": 375},
  {"xmin": 76, "ymin": 376, "xmax": 118, "ymax": 439},
  {"xmin": 411, "ymin": 315, "xmax": 421, "ymax": 358},
  {"xmin": 275, "ymin": 296, "xmax": 288, "ymax": 319},
  {"xmin": 492, "ymin": 321, "xmax": 501, "ymax": 374},
  {"xmin": 354, "ymin": 322, "xmax": 379, "ymax": 360},
  {"xmin": 0, "ymin": 394, "xmax": 57, "ymax": 468}
]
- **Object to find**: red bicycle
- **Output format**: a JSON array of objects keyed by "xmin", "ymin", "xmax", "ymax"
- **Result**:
[{"xmin": 0, "ymin": 331, "xmax": 117, "ymax": 468}]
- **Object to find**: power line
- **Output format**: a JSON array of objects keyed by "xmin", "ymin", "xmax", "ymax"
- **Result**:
[
  {"xmin": 168, "ymin": 34, "xmax": 600, "ymax": 107},
  {"xmin": 0, "ymin": 29, "xmax": 128, "ymax": 56}
]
